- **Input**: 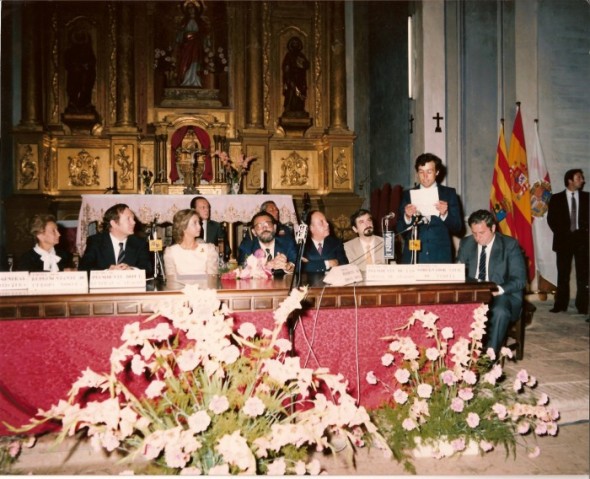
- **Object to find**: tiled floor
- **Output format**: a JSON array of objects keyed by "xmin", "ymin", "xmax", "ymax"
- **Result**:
[{"xmin": 7, "ymin": 298, "xmax": 590, "ymax": 476}]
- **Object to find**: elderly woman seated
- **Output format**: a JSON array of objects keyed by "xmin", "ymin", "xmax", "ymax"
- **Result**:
[
  {"xmin": 163, "ymin": 209, "xmax": 219, "ymax": 279},
  {"xmin": 16, "ymin": 214, "xmax": 74, "ymax": 272}
]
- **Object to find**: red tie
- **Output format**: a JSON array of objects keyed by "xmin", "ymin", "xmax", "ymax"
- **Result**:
[{"xmin": 317, "ymin": 243, "xmax": 323, "ymax": 255}]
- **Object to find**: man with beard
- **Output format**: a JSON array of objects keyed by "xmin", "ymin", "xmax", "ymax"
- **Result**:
[
  {"xmin": 237, "ymin": 211, "xmax": 297, "ymax": 274},
  {"xmin": 344, "ymin": 209, "xmax": 385, "ymax": 271}
]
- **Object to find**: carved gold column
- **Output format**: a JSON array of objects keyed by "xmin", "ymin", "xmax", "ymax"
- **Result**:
[
  {"xmin": 246, "ymin": 2, "xmax": 263, "ymax": 129},
  {"xmin": 20, "ymin": 3, "xmax": 41, "ymax": 129},
  {"xmin": 115, "ymin": 3, "xmax": 136, "ymax": 128},
  {"xmin": 329, "ymin": 1, "xmax": 347, "ymax": 131}
]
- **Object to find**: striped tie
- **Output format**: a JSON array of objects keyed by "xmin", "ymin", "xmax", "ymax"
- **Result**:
[
  {"xmin": 265, "ymin": 248, "xmax": 272, "ymax": 262},
  {"xmin": 477, "ymin": 245, "xmax": 486, "ymax": 281},
  {"xmin": 117, "ymin": 242, "xmax": 125, "ymax": 264}
]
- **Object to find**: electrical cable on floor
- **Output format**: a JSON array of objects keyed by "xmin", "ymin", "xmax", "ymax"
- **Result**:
[{"xmin": 300, "ymin": 284, "xmax": 326, "ymax": 369}]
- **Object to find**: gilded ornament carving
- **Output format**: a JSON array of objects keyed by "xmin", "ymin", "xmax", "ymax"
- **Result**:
[
  {"xmin": 108, "ymin": 3, "xmax": 117, "ymax": 124},
  {"xmin": 115, "ymin": 145, "xmax": 134, "ymax": 188},
  {"xmin": 67, "ymin": 149, "xmax": 100, "ymax": 187},
  {"xmin": 18, "ymin": 144, "xmax": 38, "ymax": 188},
  {"xmin": 262, "ymin": 2, "xmax": 271, "ymax": 127},
  {"xmin": 50, "ymin": 12, "xmax": 59, "ymax": 123},
  {"xmin": 280, "ymin": 151, "xmax": 309, "ymax": 186},
  {"xmin": 334, "ymin": 148, "xmax": 349, "ymax": 185},
  {"xmin": 314, "ymin": 3, "xmax": 322, "ymax": 125}
]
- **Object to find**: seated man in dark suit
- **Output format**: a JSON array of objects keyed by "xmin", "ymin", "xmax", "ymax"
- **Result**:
[
  {"xmin": 457, "ymin": 209, "xmax": 526, "ymax": 355},
  {"xmin": 190, "ymin": 196, "xmax": 230, "ymax": 259},
  {"xmin": 237, "ymin": 211, "xmax": 297, "ymax": 274},
  {"xmin": 78, "ymin": 203, "xmax": 153, "ymax": 277},
  {"xmin": 302, "ymin": 210, "xmax": 349, "ymax": 273}
]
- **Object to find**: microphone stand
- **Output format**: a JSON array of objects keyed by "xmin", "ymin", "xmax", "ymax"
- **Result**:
[{"xmin": 288, "ymin": 222, "xmax": 308, "ymax": 344}]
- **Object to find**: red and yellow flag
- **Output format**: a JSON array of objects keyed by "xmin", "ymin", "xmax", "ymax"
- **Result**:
[
  {"xmin": 507, "ymin": 104, "xmax": 535, "ymax": 281},
  {"xmin": 490, "ymin": 120, "xmax": 516, "ymax": 237}
]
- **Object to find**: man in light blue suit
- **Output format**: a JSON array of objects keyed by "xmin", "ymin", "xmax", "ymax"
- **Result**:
[
  {"xmin": 397, "ymin": 153, "xmax": 463, "ymax": 263},
  {"xmin": 457, "ymin": 209, "xmax": 527, "ymax": 355}
]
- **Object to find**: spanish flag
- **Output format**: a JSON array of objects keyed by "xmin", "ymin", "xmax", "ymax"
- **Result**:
[
  {"xmin": 507, "ymin": 103, "xmax": 535, "ymax": 281},
  {"xmin": 490, "ymin": 120, "xmax": 516, "ymax": 237}
]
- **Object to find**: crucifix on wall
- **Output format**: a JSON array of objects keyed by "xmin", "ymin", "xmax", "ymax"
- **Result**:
[{"xmin": 433, "ymin": 112, "xmax": 444, "ymax": 132}]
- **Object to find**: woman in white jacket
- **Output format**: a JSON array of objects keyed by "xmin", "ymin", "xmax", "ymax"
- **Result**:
[{"xmin": 164, "ymin": 209, "xmax": 218, "ymax": 279}]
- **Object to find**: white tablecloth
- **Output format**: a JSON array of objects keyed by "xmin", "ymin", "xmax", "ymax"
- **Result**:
[{"xmin": 76, "ymin": 194, "xmax": 298, "ymax": 256}]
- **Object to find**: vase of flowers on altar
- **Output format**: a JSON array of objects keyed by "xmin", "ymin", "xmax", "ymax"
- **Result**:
[
  {"xmin": 140, "ymin": 168, "xmax": 154, "ymax": 194},
  {"xmin": 215, "ymin": 150, "xmax": 257, "ymax": 195},
  {"xmin": 366, "ymin": 305, "xmax": 559, "ymax": 474},
  {"xmin": 7, "ymin": 286, "xmax": 391, "ymax": 474}
]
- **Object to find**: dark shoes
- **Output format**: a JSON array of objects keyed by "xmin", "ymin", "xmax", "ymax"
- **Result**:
[{"xmin": 549, "ymin": 307, "xmax": 567, "ymax": 313}]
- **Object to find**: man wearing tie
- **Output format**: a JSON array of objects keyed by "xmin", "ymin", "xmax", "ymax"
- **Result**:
[
  {"xmin": 457, "ymin": 209, "xmax": 526, "ymax": 355},
  {"xmin": 79, "ymin": 203, "xmax": 153, "ymax": 276},
  {"xmin": 237, "ymin": 211, "xmax": 296, "ymax": 273},
  {"xmin": 547, "ymin": 169, "xmax": 589, "ymax": 316},
  {"xmin": 302, "ymin": 210, "xmax": 348, "ymax": 273},
  {"xmin": 190, "ymin": 196, "xmax": 230, "ymax": 259},
  {"xmin": 344, "ymin": 208, "xmax": 385, "ymax": 271}
]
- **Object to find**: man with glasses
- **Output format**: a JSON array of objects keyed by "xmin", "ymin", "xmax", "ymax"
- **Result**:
[{"xmin": 237, "ymin": 211, "xmax": 297, "ymax": 273}]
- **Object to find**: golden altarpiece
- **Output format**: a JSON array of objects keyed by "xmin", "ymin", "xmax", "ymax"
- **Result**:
[{"xmin": 7, "ymin": 1, "xmax": 362, "ymax": 259}]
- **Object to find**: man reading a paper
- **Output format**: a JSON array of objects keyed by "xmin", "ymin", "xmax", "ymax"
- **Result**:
[
  {"xmin": 397, "ymin": 153, "xmax": 463, "ymax": 264},
  {"xmin": 79, "ymin": 203, "xmax": 153, "ymax": 277}
]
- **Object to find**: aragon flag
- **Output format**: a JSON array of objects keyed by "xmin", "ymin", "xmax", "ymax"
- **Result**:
[
  {"xmin": 490, "ymin": 120, "xmax": 516, "ymax": 237},
  {"xmin": 507, "ymin": 103, "xmax": 535, "ymax": 282}
]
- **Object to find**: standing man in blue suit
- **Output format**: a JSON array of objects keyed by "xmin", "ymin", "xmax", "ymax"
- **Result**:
[
  {"xmin": 397, "ymin": 153, "xmax": 463, "ymax": 263},
  {"xmin": 302, "ymin": 210, "xmax": 348, "ymax": 273},
  {"xmin": 79, "ymin": 203, "xmax": 153, "ymax": 277},
  {"xmin": 457, "ymin": 209, "xmax": 527, "ymax": 355}
]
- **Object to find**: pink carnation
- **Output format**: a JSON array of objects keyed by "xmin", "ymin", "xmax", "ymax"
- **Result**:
[{"xmin": 451, "ymin": 397, "xmax": 464, "ymax": 413}]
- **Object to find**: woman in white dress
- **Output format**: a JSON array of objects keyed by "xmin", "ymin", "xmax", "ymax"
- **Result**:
[{"xmin": 164, "ymin": 209, "xmax": 219, "ymax": 278}]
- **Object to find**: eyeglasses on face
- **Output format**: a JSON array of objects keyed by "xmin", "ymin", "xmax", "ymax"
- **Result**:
[{"xmin": 253, "ymin": 221, "xmax": 273, "ymax": 230}]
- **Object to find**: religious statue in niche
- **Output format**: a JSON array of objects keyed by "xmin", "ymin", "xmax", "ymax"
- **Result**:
[
  {"xmin": 282, "ymin": 36, "xmax": 310, "ymax": 115},
  {"xmin": 64, "ymin": 27, "xmax": 97, "ymax": 114},
  {"xmin": 175, "ymin": 0, "xmax": 211, "ymax": 87}
]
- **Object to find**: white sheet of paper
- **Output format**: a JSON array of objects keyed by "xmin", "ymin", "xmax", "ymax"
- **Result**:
[{"xmin": 410, "ymin": 188, "xmax": 440, "ymax": 217}]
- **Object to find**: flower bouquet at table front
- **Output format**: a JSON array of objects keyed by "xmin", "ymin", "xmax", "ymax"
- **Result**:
[
  {"xmin": 7, "ymin": 286, "xmax": 391, "ymax": 475},
  {"xmin": 366, "ymin": 305, "xmax": 559, "ymax": 474},
  {"xmin": 221, "ymin": 249, "xmax": 273, "ymax": 280}
]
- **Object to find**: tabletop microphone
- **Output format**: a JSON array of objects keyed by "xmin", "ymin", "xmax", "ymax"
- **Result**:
[{"xmin": 382, "ymin": 212, "xmax": 396, "ymax": 260}]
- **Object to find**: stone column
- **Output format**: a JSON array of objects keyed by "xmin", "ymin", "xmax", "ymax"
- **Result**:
[
  {"xmin": 115, "ymin": 3, "xmax": 136, "ymax": 129},
  {"xmin": 20, "ymin": 3, "xmax": 41, "ymax": 129},
  {"xmin": 245, "ymin": 2, "xmax": 263, "ymax": 129},
  {"xmin": 329, "ymin": 1, "xmax": 347, "ymax": 131}
]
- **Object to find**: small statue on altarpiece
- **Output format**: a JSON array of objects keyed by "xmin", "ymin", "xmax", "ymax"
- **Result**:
[{"xmin": 282, "ymin": 36, "xmax": 310, "ymax": 115}]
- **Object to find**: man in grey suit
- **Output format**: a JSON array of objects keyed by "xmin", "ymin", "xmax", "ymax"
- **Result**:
[
  {"xmin": 344, "ymin": 208, "xmax": 384, "ymax": 271},
  {"xmin": 457, "ymin": 209, "xmax": 526, "ymax": 355}
]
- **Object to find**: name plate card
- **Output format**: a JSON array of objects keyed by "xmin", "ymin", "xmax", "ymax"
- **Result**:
[
  {"xmin": 366, "ymin": 264, "xmax": 465, "ymax": 284},
  {"xmin": 90, "ymin": 269, "xmax": 146, "ymax": 291},
  {"xmin": 0, "ymin": 272, "xmax": 30, "ymax": 293},
  {"xmin": 29, "ymin": 272, "xmax": 88, "ymax": 294}
]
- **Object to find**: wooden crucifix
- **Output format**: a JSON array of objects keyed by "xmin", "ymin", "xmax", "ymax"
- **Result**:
[{"xmin": 433, "ymin": 112, "xmax": 444, "ymax": 132}]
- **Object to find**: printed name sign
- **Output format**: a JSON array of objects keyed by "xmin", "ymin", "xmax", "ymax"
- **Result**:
[
  {"xmin": 29, "ymin": 272, "xmax": 88, "ymax": 294},
  {"xmin": 0, "ymin": 272, "xmax": 30, "ymax": 292},
  {"xmin": 366, "ymin": 264, "xmax": 465, "ymax": 284},
  {"xmin": 90, "ymin": 269, "xmax": 146, "ymax": 291}
]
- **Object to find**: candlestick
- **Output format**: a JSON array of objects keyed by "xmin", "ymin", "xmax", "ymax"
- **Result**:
[
  {"xmin": 260, "ymin": 169, "xmax": 265, "ymax": 190},
  {"xmin": 109, "ymin": 167, "xmax": 114, "ymax": 188}
]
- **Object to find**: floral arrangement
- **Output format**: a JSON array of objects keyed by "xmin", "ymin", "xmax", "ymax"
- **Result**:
[
  {"xmin": 221, "ymin": 249, "xmax": 272, "ymax": 280},
  {"xmin": 9, "ymin": 286, "xmax": 391, "ymax": 474},
  {"xmin": 203, "ymin": 46, "xmax": 228, "ymax": 76},
  {"xmin": 0, "ymin": 436, "xmax": 34, "ymax": 472},
  {"xmin": 140, "ymin": 168, "xmax": 154, "ymax": 191},
  {"xmin": 154, "ymin": 47, "xmax": 176, "ymax": 74},
  {"xmin": 214, "ymin": 150, "xmax": 257, "ymax": 185},
  {"xmin": 366, "ymin": 305, "xmax": 559, "ymax": 473}
]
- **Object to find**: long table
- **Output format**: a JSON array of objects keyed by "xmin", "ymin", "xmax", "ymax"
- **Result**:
[{"xmin": 0, "ymin": 278, "xmax": 494, "ymax": 435}]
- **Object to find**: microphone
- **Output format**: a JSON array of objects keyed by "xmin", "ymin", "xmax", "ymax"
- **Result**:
[
  {"xmin": 382, "ymin": 212, "xmax": 396, "ymax": 260},
  {"xmin": 295, "ymin": 223, "xmax": 308, "ymax": 245},
  {"xmin": 412, "ymin": 214, "xmax": 430, "ymax": 226}
]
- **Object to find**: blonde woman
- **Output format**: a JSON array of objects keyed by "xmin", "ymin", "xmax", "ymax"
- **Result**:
[
  {"xmin": 163, "ymin": 209, "xmax": 218, "ymax": 278},
  {"xmin": 16, "ymin": 214, "xmax": 74, "ymax": 272}
]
